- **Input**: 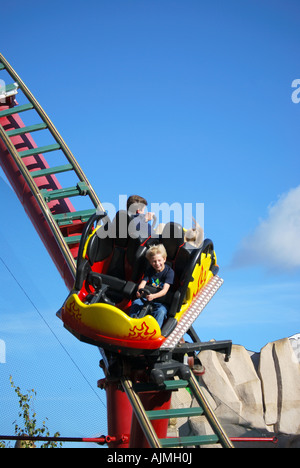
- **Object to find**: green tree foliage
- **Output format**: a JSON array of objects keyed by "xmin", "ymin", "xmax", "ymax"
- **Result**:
[{"xmin": 0, "ymin": 376, "xmax": 62, "ymax": 448}]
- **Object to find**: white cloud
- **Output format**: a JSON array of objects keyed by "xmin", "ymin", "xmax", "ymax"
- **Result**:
[{"xmin": 233, "ymin": 186, "xmax": 300, "ymax": 271}]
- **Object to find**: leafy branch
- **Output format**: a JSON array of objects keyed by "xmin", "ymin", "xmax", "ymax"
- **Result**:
[{"xmin": 0, "ymin": 376, "xmax": 62, "ymax": 448}]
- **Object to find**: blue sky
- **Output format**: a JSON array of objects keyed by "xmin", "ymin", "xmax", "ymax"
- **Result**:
[{"xmin": 1, "ymin": 0, "xmax": 300, "ymax": 446}]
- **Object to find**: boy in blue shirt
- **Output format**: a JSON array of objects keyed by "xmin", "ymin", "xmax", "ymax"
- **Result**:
[{"xmin": 130, "ymin": 244, "xmax": 174, "ymax": 328}]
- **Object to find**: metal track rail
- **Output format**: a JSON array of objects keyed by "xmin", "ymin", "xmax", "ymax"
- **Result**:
[
  {"xmin": 161, "ymin": 275, "xmax": 224, "ymax": 350},
  {"xmin": 188, "ymin": 372, "xmax": 234, "ymax": 448},
  {"xmin": 0, "ymin": 54, "xmax": 103, "ymax": 284},
  {"xmin": 121, "ymin": 376, "xmax": 162, "ymax": 448},
  {"xmin": 0, "ymin": 53, "xmax": 102, "ymax": 211},
  {"xmin": 120, "ymin": 372, "xmax": 234, "ymax": 449},
  {"xmin": 0, "ymin": 123, "xmax": 77, "ymax": 278}
]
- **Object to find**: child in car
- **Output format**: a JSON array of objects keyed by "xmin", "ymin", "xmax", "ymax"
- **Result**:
[{"xmin": 129, "ymin": 244, "xmax": 174, "ymax": 328}]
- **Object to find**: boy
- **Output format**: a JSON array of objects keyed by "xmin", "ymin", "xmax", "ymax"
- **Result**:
[
  {"xmin": 130, "ymin": 244, "xmax": 174, "ymax": 328},
  {"xmin": 127, "ymin": 194, "xmax": 155, "ymax": 238}
]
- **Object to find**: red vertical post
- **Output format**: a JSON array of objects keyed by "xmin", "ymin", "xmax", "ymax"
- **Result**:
[
  {"xmin": 129, "ymin": 390, "xmax": 172, "ymax": 448},
  {"xmin": 104, "ymin": 380, "xmax": 133, "ymax": 449}
]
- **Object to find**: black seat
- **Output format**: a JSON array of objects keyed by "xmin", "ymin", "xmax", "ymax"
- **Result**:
[
  {"xmin": 160, "ymin": 222, "xmax": 185, "ymax": 261},
  {"xmin": 74, "ymin": 212, "xmax": 111, "ymax": 291},
  {"xmin": 75, "ymin": 215, "xmax": 209, "ymax": 335},
  {"xmin": 146, "ymin": 222, "xmax": 202, "ymax": 336},
  {"xmin": 104, "ymin": 210, "xmax": 147, "ymax": 282},
  {"xmin": 75, "ymin": 211, "xmax": 147, "ymax": 305}
]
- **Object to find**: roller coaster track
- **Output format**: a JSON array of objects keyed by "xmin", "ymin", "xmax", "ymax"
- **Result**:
[
  {"xmin": 0, "ymin": 53, "xmax": 103, "ymax": 289},
  {"xmin": 0, "ymin": 54, "xmax": 233, "ymax": 448},
  {"xmin": 121, "ymin": 371, "xmax": 234, "ymax": 448}
]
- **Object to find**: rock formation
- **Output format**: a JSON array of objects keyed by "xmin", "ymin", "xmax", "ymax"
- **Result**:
[{"xmin": 169, "ymin": 334, "xmax": 300, "ymax": 447}]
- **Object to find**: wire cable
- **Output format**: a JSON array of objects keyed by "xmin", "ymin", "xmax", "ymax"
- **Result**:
[{"xmin": 0, "ymin": 255, "xmax": 106, "ymax": 409}]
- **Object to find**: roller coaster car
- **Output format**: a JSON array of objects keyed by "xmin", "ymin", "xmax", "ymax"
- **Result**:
[{"xmin": 59, "ymin": 211, "xmax": 219, "ymax": 355}]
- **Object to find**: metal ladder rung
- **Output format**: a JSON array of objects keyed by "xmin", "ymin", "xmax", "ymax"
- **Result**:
[
  {"xmin": 64, "ymin": 235, "xmax": 82, "ymax": 245},
  {"xmin": 31, "ymin": 163, "xmax": 74, "ymax": 179},
  {"xmin": 131, "ymin": 374, "xmax": 234, "ymax": 448},
  {"xmin": 0, "ymin": 103, "xmax": 34, "ymax": 118},
  {"xmin": 53, "ymin": 208, "xmax": 96, "ymax": 226},
  {"xmin": 146, "ymin": 406, "xmax": 204, "ymax": 420},
  {"xmin": 41, "ymin": 182, "xmax": 90, "ymax": 202},
  {"xmin": 6, "ymin": 123, "xmax": 48, "ymax": 137},
  {"xmin": 160, "ymin": 434, "xmax": 219, "ymax": 448},
  {"xmin": 42, "ymin": 187, "xmax": 81, "ymax": 202},
  {"xmin": 0, "ymin": 83, "xmax": 19, "ymax": 98},
  {"xmin": 163, "ymin": 379, "xmax": 189, "ymax": 390},
  {"xmin": 133, "ymin": 379, "xmax": 189, "ymax": 393},
  {"xmin": 2, "ymin": 83, "xmax": 18, "ymax": 93},
  {"xmin": 18, "ymin": 143, "xmax": 61, "ymax": 158}
]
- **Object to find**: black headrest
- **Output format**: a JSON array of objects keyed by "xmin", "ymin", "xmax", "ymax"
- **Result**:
[
  {"xmin": 161, "ymin": 222, "xmax": 185, "ymax": 260},
  {"xmin": 108, "ymin": 210, "xmax": 130, "ymax": 247},
  {"xmin": 87, "ymin": 231, "xmax": 113, "ymax": 264}
]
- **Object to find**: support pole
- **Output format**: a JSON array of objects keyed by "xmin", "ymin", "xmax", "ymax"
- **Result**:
[{"xmin": 100, "ymin": 379, "xmax": 132, "ymax": 449}]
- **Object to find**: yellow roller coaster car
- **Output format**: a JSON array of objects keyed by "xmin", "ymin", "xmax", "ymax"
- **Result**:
[{"xmin": 58, "ymin": 211, "xmax": 219, "ymax": 355}]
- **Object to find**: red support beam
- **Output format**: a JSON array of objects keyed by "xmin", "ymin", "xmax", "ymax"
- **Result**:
[{"xmin": 0, "ymin": 434, "xmax": 129, "ymax": 445}]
